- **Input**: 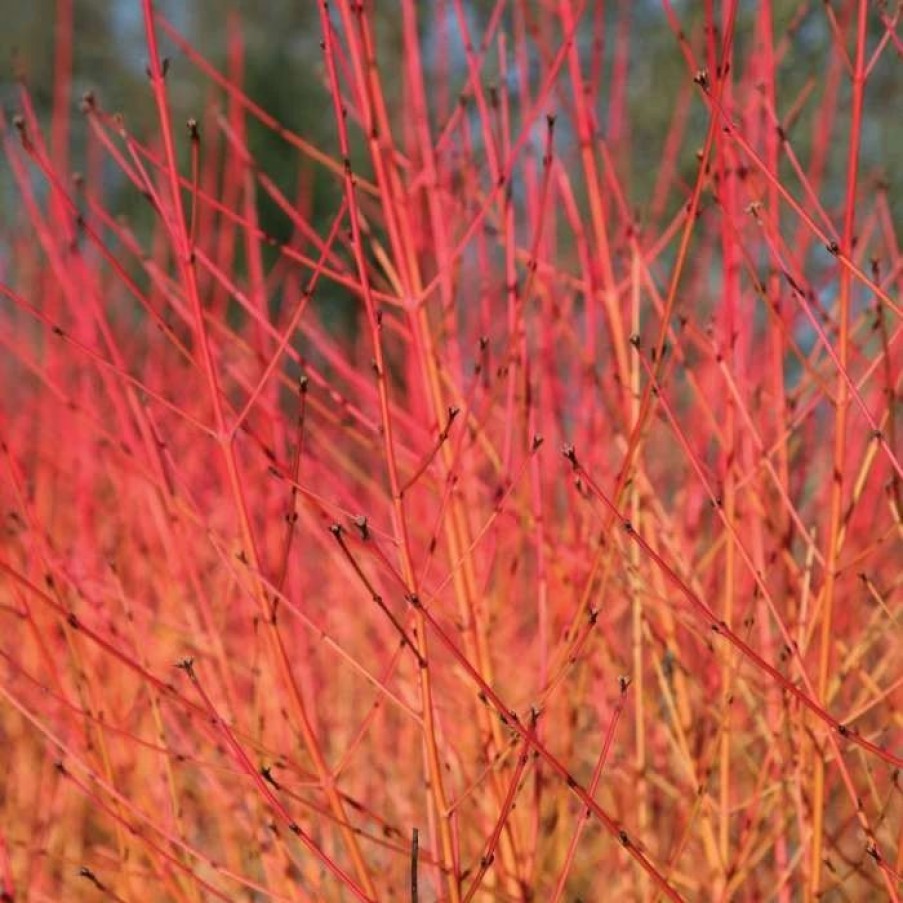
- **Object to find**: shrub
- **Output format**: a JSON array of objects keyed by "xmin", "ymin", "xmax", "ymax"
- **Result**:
[{"xmin": 1, "ymin": 1, "xmax": 901, "ymax": 900}]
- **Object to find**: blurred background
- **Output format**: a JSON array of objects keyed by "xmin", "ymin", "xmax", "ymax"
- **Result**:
[{"xmin": 2, "ymin": 0, "xmax": 899, "ymax": 229}]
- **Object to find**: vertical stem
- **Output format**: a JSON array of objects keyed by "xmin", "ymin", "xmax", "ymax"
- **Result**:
[
  {"xmin": 317, "ymin": 4, "xmax": 461, "ymax": 899},
  {"xmin": 809, "ymin": 1, "xmax": 867, "ymax": 897},
  {"xmin": 714, "ymin": 0, "xmax": 738, "ymax": 885},
  {"xmin": 628, "ymin": 246, "xmax": 649, "ymax": 901}
]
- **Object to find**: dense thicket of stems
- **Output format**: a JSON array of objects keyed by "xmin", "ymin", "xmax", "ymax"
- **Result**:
[{"xmin": 1, "ymin": 2, "xmax": 900, "ymax": 900}]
